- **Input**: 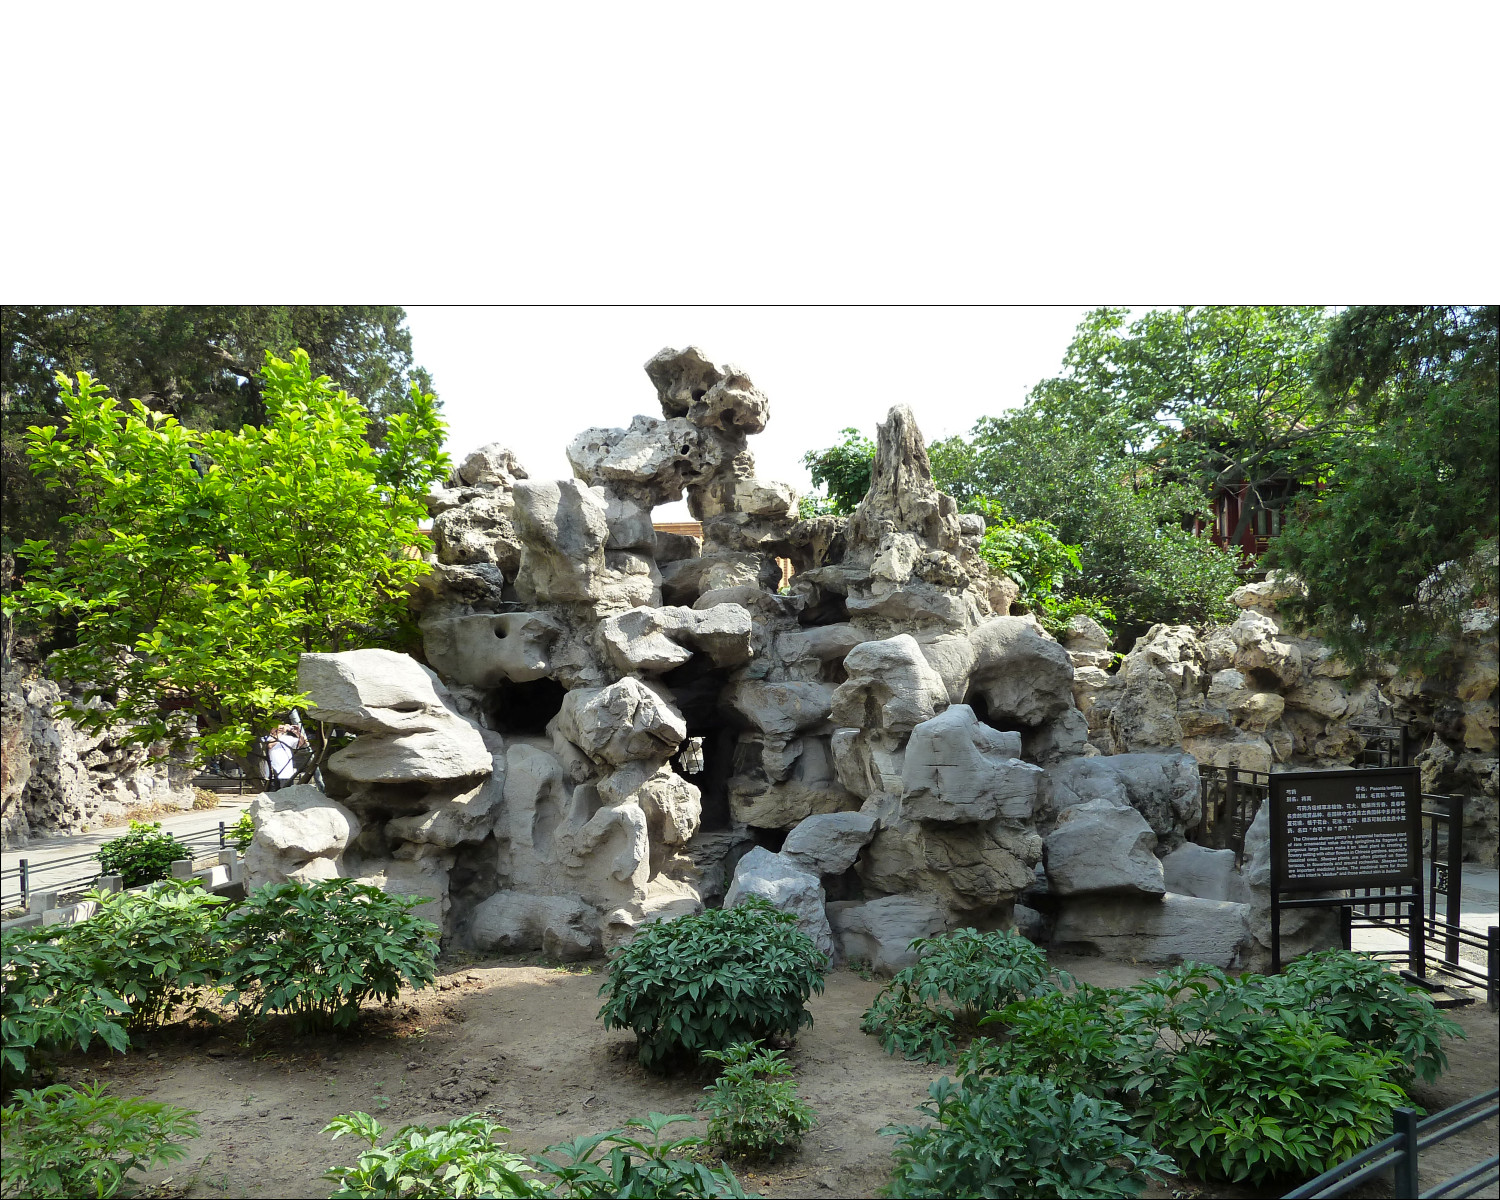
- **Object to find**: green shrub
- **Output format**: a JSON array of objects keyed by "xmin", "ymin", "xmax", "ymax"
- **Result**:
[
  {"xmin": 1143, "ymin": 1010, "xmax": 1409, "ymax": 1186},
  {"xmin": 323, "ymin": 1111, "xmax": 536, "ymax": 1198},
  {"xmin": 961, "ymin": 985, "xmax": 1168, "ymax": 1109},
  {"xmin": 60, "ymin": 880, "xmax": 228, "ymax": 1032},
  {"xmin": 0, "ymin": 1082, "xmax": 199, "ymax": 1198},
  {"xmin": 95, "ymin": 821, "xmax": 194, "ymax": 888},
  {"xmin": 860, "ymin": 928, "xmax": 1057, "ymax": 1063},
  {"xmin": 597, "ymin": 898, "xmax": 826, "ymax": 1073},
  {"xmin": 534, "ymin": 1112, "xmax": 754, "ymax": 1198},
  {"xmin": 227, "ymin": 810, "xmax": 255, "ymax": 853},
  {"xmin": 219, "ymin": 879, "xmax": 438, "ymax": 1033},
  {"xmin": 1262, "ymin": 949, "xmax": 1465, "ymax": 1084},
  {"xmin": 701, "ymin": 1042, "xmax": 817, "ymax": 1161},
  {"xmin": 1, "ymin": 931, "xmax": 130, "ymax": 1087},
  {"xmin": 884, "ymin": 1074, "xmax": 1176, "ymax": 1199}
]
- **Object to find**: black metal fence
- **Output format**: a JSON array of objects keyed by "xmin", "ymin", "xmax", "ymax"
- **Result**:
[
  {"xmin": 1349, "ymin": 721, "xmax": 1414, "ymax": 769},
  {"xmin": 1283, "ymin": 1088, "xmax": 1498, "ymax": 1198},
  {"xmin": 1197, "ymin": 764, "xmax": 1270, "ymax": 863},
  {"xmin": 1, "ymin": 822, "xmax": 233, "ymax": 912}
]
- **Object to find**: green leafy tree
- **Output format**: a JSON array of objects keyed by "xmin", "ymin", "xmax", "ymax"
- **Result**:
[
  {"xmin": 1027, "ymin": 306, "xmax": 1337, "ymax": 536},
  {"xmin": 2, "ymin": 305, "xmax": 435, "ymax": 559},
  {"xmin": 800, "ymin": 427, "xmax": 875, "ymax": 515},
  {"xmin": 1266, "ymin": 305, "xmax": 1499, "ymax": 674},
  {"xmin": 929, "ymin": 412, "xmax": 1241, "ymax": 641},
  {"xmin": 6, "ymin": 350, "xmax": 448, "ymax": 774}
]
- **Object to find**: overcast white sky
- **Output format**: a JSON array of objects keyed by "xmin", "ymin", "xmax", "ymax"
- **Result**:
[{"xmin": 405, "ymin": 306, "xmax": 1094, "ymax": 519}]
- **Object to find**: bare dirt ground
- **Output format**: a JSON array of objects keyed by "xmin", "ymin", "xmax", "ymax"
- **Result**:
[{"xmin": 41, "ymin": 955, "xmax": 1499, "ymax": 1200}]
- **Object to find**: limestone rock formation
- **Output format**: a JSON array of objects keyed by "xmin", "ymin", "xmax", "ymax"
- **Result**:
[
  {"xmin": 237, "ymin": 346, "xmax": 1239, "ymax": 956},
  {"xmin": 1, "ymin": 668, "xmax": 196, "ymax": 847}
]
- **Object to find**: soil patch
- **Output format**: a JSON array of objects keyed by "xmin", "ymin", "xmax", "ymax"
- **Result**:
[{"xmin": 36, "ymin": 955, "xmax": 1499, "ymax": 1200}]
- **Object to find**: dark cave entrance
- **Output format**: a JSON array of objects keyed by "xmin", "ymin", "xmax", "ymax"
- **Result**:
[
  {"xmin": 486, "ymin": 676, "xmax": 568, "ymax": 736},
  {"xmin": 661, "ymin": 657, "xmax": 736, "ymax": 830}
]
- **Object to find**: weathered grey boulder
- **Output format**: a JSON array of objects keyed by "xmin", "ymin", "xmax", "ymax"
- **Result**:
[
  {"xmin": 469, "ymin": 891, "xmax": 597, "ymax": 959},
  {"xmin": 1043, "ymin": 799, "xmax": 1165, "ymax": 896},
  {"xmin": 966, "ymin": 617, "xmax": 1077, "ymax": 728},
  {"xmin": 566, "ymin": 414, "xmax": 721, "ymax": 507},
  {"xmin": 1040, "ymin": 752, "xmax": 1201, "ymax": 850},
  {"xmin": 431, "ymin": 494, "xmax": 523, "ymax": 575},
  {"xmin": 600, "ymin": 604, "xmax": 753, "ymax": 675},
  {"xmin": 723, "ymin": 846, "xmax": 834, "ymax": 959},
  {"xmin": 1051, "ymin": 893, "xmax": 1251, "ymax": 967},
  {"xmin": 827, "ymin": 894, "xmax": 946, "ymax": 973},
  {"xmin": 356, "ymin": 855, "xmax": 453, "ymax": 931},
  {"xmin": 511, "ymin": 478, "xmax": 615, "ymax": 605},
  {"xmin": 1161, "ymin": 842, "xmax": 1250, "ymax": 903},
  {"xmin": 301, "ymin": 649, "xmax": 493, "ymax": 784},
  {"xmin": 244, "ymin": 785, "xmax": 359, "ymax": 888},
  {"xmin": 831, "ymin": 634, "xmax": 949, "ymax": 734},
  {"xmin": 781, "ymin": 810, "xmax": 878, "ymax": 875},
  {"xmin": 422, "ymin": 611, "xmax": 562, "ymax": 687},
  {"xmin": 456, "ymin": 442, "xmax": 528, "ymax": 489},
  {"xmin": 557, "ymin": 678, "xmax": 686, "ymax": 767},
  {"xmin": 899, "ymin": 705, "xmax": 1039, "ymax": 823},
  {"xmin": 384, "ymin": 765, "xmax": 506, "ymax": 848}
]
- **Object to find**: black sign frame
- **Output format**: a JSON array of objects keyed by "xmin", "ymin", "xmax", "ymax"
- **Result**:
[{"xmin": 1268, "ymin": 766, "xmax": 1424, "ymax": 975}]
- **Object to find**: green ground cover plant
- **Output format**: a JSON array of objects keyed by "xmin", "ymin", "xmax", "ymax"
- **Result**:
[
  {"xmin": 324, "ymin": 1110, "xmax": 754, "ymax": 1199},
  {"xmin": 948, "ymin": 955, "xmax": 1453, "ymax": 1189},
  {"xmin": 61, "ymin": 880, "xmax": 227, "ymax": 1032},
  {"xmin": 884, "ymin": 1074, "xmax": 1175, "ymax": 1199},
  {"xmin": 860, "ymin": 928, "xmax": 1058, "ymax": 1063},
  {"xmin": 0, "ymin": 1082, "xmax": 200, "ymax": 1199},
  {"xmin": 95, "ymin": 821, "xmax": 195, "ymax": 888},
  {"xmin": 700, "ymin": 1042, "xmax": 817, "ymax": 1161},
  {"xmin": 228, "ymin": 810, "xmax": 255, "ymax": 853},
  {"xmin": 324, "ymin": 1111, "xmax": 536, "ymax": 1198},
  {"xmin": 597, "ymin": 898, "xmax": 826, "ymax": 1073},
  {"xmin": 0, "ymin": 930, "xmax": 130, "ymax": 1087},
  {"xmin": 219, "ymin": 879, "xmax": 438, "ymax": 1033},
  {"xmin": 1142, "ymin": 1011, "xmax": 1408, "ymax": 1186}
]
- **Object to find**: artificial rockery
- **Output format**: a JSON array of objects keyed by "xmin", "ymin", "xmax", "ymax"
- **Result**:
[{"xmin": 242, "ymin": 348, "xmax": 1300, "ymax": 971}]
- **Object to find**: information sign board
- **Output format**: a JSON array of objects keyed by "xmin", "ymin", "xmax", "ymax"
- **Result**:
[
  {"xmin": 1271, "ymin": 767, "xmax": 1421, "ymax": 891},
  {"xmin": 1267, "ymin": 766, "xmax": 1423, "ymax": 974}
]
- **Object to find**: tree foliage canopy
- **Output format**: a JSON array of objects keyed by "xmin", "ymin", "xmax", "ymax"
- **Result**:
[
  {"xmin": 1266, "ymin": 305, "xmax": 1499, "ymax": 674},
  {"xmin": 5, "ymin": 350, "xmax": 448, "ymax": 767},
  {"xmin": 1, "ymin": 305, "xmax": 434, "ymax": 555},
  {"xmin": 800, "ymin": 427, "xmax": 875, "ymax": 516}
]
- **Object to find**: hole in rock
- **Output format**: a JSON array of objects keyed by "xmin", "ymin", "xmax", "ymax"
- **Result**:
[
  {"xmin": 662, "ymin": 657, "xmax": 737, "ymax": 831},
  {"xmin": 486, "ymin": 676, "xmax": 567, "ymax": 736},
  {"xmin": 822, "ymin": 865, "xmax": 865, "ymax": 903},
  {"xmin": 967, "ymin": 692, "xmax": 1037, "ymax": 745},
  {"xmin": 691, "ymin": 388, "xmax": 707, "ymax": 402},
  {"xmin": 1246, "ymin": 667, "xmax": 1282, "ymax": 693},
  {"xmin": 492, "ymin": 624, "xmax": 508, "ymax": 640},
  {"xmin": 749, "ymin": 826, "xmax": 788, "ymax": 854}
]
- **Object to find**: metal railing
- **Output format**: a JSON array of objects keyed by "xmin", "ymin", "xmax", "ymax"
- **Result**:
[
  {"xmin": 1196, "ymin": 764, "xmax": 1270, "ymax": 863},
  {"xmin": 1284, "ymin": 1088, "xmax": 1499, "ymax": 1198},
  {"xmin": 1, "ymin": 822, "xmax": 233, "ymax": 912}
]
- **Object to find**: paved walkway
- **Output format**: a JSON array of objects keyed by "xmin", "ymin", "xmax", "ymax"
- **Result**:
[{"xmin": 1, "ymin": 797, "xmax": 253, "ymax": 903}]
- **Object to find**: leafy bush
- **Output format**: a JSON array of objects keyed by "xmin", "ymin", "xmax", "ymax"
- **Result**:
[
  {"xmin": 860, "ymin": 928, "xmax": 1056, "ymax": 1063},
  {"xmin": 701, "ymin": 1042, "xmax": 817, "ymax": 1161},
  {"xmin": 219, "ymin": 880, "xmax": 438, "ymax": 1033},
  {"xmin": 95, "ymin": 821, "xmax": 194, "ymax": 888},
  {"xmin": 884, "ymin": 1074, "xmax": 1176, "ymax": 1199},
  {"xmin": 961, "ymin": 985, "xmax": 1167, "ymax": 1109},
  {"xmin": 1262, "ymin": 948, "xmax": 1464, "ymax": 1084},
  {"xmin": 59, "ymin": 880, "xmax": 227, "ymax": 1032},
  {"xmin": 535, "ymin": 1112, "xmax": 754, "ymax": 1198},
  {"xmin": 1143, "ymin": 1010, "xmax": 1408, "ymax": 1186},
  {"xmin": 227, "ymin": 810, "xmax": 255, "ymax": 853},
  {"xmin": 324, "ymin": 1111, "xmax": 535, "ymax": 1198},
  {"xmin": 0, "ymin": 1082, "xmax": 199, "ymax": 1199},
  {"xmin": 597, "ymin": 898, "xmax": 827, "ymax": 1073},
  {"xmin": 1, "ymin": 931, "xmax": 130, "ymax": 1086}
]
